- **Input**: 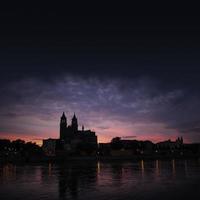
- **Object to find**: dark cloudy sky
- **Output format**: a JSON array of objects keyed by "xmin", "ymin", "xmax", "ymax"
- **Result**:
[{"xmin": 0, "ymin": 11, "xmax": 200, "ymax": 144}]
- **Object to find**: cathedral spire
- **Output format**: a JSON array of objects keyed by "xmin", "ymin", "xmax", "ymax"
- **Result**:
[
  {"xmin": 62, "ymin": 112, "xmax": 66, "ymax": 118},
  {"xmin": 61, "ymin": 112, "xmax": 66, "ymax": 121},
  {"xmin": 60, "ymin": 112, "xmax": 67, "ymax": 140},
  {"xmin": 72, "ymin": 112, "xmax": 78, "ymax": 132},
  {"xmin": 72, "ymin": 112, "xmax": 77, "ymax": 120}
]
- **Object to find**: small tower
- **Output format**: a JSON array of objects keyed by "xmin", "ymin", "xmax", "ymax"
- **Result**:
[
  {"xmin": 71, "ymin": 113, "xmax": 78, "ymax": 132},
  {"xmin": 180, "ymin": 136, "xmax": 183, "ymax": 144},
  {"xmin": 60, "ymin": 112, "xmax": 67, "ymax": 140},
  {"xmin": 82, "ymin": 125, "xmax": 84, "ymax": 131}
]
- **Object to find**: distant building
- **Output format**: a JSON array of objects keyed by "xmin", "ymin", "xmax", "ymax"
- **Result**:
[
  {"xmin": 98, "ymin": 143, "xmax": 111, "ymax": 155},
  {"xmin": 108, "ymin": 137, "xmax": 154, "ymax": 156},
  {"xmin": 156, "ymin": 137, "xmax": 183, "ymax": 150},
  {"xmin": 42, "ymin": 138, "xmax": 59, "ymax": 156},
  {"xmin": 43, "ymin": 112, "xmax": 98, "ymax": 156}
]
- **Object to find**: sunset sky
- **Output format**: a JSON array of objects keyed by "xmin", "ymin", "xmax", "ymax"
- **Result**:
[{"xmin": 0, "ymin": 13, "xmax": 200, "ymax": 145}]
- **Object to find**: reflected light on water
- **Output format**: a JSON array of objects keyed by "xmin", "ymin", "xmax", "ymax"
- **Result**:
[
  {"xmin": 140, "ymin": 160, "xmax": 144, "ymax": 177},
  {"xmin": 172, "ymin": 159, "xmax": 176, "ymax": 177},
  {"xmin": 2, "ymin": 164, "xmax": 16, "ymax": 181},
  {"xmin": 97, "ymin": 161, "xmax": 101, "ymax": 174},
  {"xmin": 0, "ymin": 160, "xmax": 200, "ymax": 200},
  {"xmin": 155, "ymin": 160, "xmax": 160, "ymax": 177}
]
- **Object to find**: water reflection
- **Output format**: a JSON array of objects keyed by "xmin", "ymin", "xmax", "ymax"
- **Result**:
[
  {"xmin": 141, "ymin": 159, "xmax": 144, "ymax": 177},
  {"xmin": 184, "ymin": 160, "xmax": 188, "ymax": 177},
  {"xmin": 0, "ymin": 159, "xmax": 200, "ymax": 200},
  {"xmin": 172, "ymin": 159, "xmax": 176, "ymax": 177},
  {"xmin": 97, "ymin": 161, "xmax": 101, "ymax": 174},
  {"xmin": 58, "ymin": 162, "xmax": 97, "ymax": 199},
  {"xmin": 155, "ymin": 160, "xmax": 160, "ymax": 180},
  {"xmin": 48, "ymin": 163, "xmax": 52, "ymax": 176},
  {"xmin": 0, "ymin": 164, "xmax": 16, "ymax": 181}
]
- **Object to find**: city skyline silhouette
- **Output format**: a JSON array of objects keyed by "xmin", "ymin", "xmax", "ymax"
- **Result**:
[{"xmin": 0, "ymin": 7, "xmax": 200, "ymax": 200}]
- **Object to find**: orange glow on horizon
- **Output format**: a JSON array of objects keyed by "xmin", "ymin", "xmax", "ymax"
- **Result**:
[
  {"xmin": 0, "ymin": 130, "xmax": 191, "ymax": 146},
  {"xmin": 0, "ymin": 133, "xmax": 43, "ymax": 146}
]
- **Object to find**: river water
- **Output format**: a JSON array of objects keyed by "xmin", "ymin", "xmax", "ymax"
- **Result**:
[{"xmin": 0, "ymin": 159, "xmax": 200, "ymax": 200}]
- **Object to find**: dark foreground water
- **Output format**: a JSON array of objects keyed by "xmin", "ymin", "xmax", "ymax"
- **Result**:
[{"xmin": 0, "ymin": 159, "xmax": 200, "ymax": 200}]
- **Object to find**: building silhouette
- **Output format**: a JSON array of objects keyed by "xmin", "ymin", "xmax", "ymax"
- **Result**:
[
  {"xmin": 60, "ymin": 112, "xmax": 97, "ymax": 152},
  {"xmin": 43, "ymin": 112, "xmax": 97, "ymax": 156}
]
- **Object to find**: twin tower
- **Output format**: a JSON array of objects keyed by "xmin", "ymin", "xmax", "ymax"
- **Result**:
[
  {"xmin": 60, "ymin": 112, "xmax": 79, "ymax": 141},
  {"xmin": 59, "ymin": 112, "xmax": 97, "ymax": 147}
]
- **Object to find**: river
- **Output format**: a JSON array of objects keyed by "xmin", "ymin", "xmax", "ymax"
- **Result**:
[{"xmin": 0, "ymin": 159, "xmax": 200, "ymax": 199}]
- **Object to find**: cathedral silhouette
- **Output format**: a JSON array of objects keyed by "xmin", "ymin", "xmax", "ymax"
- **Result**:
[
  {"xmin": 43, "ymin": 112, "xmax": 98, "ymax": 155},
  {"xmin": 59, "ymin": 112, "xmax": 97, "ymax": 151}
]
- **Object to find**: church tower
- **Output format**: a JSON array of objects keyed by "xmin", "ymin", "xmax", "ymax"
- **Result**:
[
  {"xmin": 71, "ymin": 113, "xmax": 78, "ymax": 132},
  {"xmin": 60, "ymin": 112, "xmax": 67, "ymax": 140}
]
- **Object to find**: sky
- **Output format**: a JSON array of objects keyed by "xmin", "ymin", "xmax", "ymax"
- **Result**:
[{"xmin": 0, "ymin": 12, "xmax": 200, "ymax": 145}]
